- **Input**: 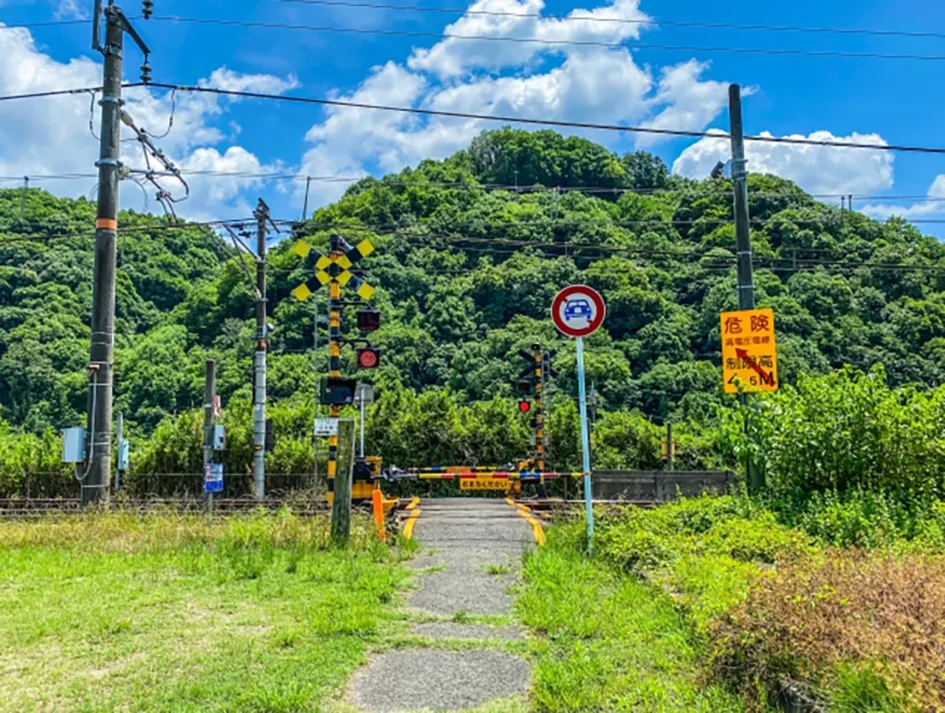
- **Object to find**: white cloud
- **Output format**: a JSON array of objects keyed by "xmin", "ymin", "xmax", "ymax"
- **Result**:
[
  {"xmin": 672, "ymin": 129, "xmax": 894, "ymax": 196},
  {"xmin": 299, "ymin": 0, "xmax": 733, "ymax": 210},
  {"xmin": 200, "ymin": 67, "xmax": 300, "ymax": 95},
  {"xmin": 637, "ymin": 61, "xmax": 733, "ymax": 145},
  {"xmin": 860, "ymin": 175, "xmax": 945, "ymax": 220},
  {"xmin": 53, "ymin": 0, "xmax": 88, "ymax": 21},
  {"xmin": 408, "ymin": 0, "xmax": 650, "ymax": 78},
  {"xmin": 0, "ymin": 25, "xmax": 294, "ymax": 220}
]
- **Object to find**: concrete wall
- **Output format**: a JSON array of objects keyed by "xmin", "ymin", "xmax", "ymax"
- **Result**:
[{"xmin": 590, "ymin": 470, "xmax": 735, "ymax": 502}]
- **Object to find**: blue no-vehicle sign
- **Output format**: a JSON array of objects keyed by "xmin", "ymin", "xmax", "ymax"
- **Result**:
[
  {"xmin": 204, "ymin": 462, "xmax": 224, "ymax": 493},
  {"xmin": 551, "ymin": 285, "xmax": 606, "ymax": 338}
]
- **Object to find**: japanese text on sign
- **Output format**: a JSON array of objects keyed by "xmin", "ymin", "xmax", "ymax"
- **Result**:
[
  {"xmin": 459, "ymin": 478, "xmax": 513, "ymax": 491},
  {"xmin": 720, "ymin": 308, "xmax": 778, "ymax": 393}
]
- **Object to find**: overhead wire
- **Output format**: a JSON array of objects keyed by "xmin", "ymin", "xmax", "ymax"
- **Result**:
[
  {"xmin": 135, "ymin": 83, "xmax": 945, "ymax": 155},
  {"xmin": 135, "ymin": 16, "xmax": 945, "ymax": 62},
  {"xmin": 9, "ymin": 6, "xmax": 945, "ymax": 40},
  {"xmin": 278, "ymin": 0, "xmax": 945, "ymax": 40},
  {"xmin": 3, "ymin": 82, "xmax": 944, "ymax": 154},
  {"xmin": 9, "ymin": 14, "xmax": 945, "ymax": 61}
]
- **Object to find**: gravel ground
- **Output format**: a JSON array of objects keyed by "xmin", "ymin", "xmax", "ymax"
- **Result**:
[
  {"xmin": 348, "ymin": 498, "xmax": 535, "ymax": 712},
  {"xmin": 348, "ymin": 649, "xmax": 531, "ymax": 712},
  {"xmin": 411, "ymin": 622, "xmax": 524, "ymax": 641}
]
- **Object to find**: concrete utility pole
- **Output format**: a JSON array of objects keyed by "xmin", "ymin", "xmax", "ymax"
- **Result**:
[
  {"xmin": 728, "ymin": 83, "xmax": 763, "ymax": 494},
  {"xmin": 83, "ymin": 2, "xmax": 150, "ymax": 506},
  {"xmin": 729, "ymin": 83, "xmax": 755, "ymax": 312},
  {"xmin": 203, "ymin": 359, "xmax": 217, "ymax": 509},
  {"xmin": 84, "ymin": 10, "xmax": 124, "ymax": 506},
  {"xmin": 253, "ymin": 200, "xmax": 269, "ymax": 501}
]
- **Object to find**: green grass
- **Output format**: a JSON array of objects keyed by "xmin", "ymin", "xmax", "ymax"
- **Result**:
[
  {"xmin": 518, "ymin": 533, "xmax": 748, "ymax": 713},
  {"xmin": 0, "ymin": 510, "xmax": 408, "ymax": 713}
]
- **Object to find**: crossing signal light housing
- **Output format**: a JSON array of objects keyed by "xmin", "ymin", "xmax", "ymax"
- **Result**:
[
  {"xmin": 357, "ymin": 309, "xmax": 381, "ymax": 332},
  {"xmin": 321, "ymin": 377, "xmax": 357, "ymax": 406},
  {"xmin": 518, "ymin": 399, "xmax": 531, "ymax": 413},
  {"xmin": 357, "ymin": 347, "xmax": 380, "ymax": 370},
  {"xmin": 517, "ymin": 379, "xmax": 532, "ymax": 394}
]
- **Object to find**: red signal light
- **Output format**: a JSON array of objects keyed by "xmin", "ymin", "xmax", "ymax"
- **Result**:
[
  {"xmin": 518, "ymin": 399, "xmax": 531, "ymax": 413},
  {"xmin": 357, "ymin": 347, "xmax": 380, "ymax": 370}
]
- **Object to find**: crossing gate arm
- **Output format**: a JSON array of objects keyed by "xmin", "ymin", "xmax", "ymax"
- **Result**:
[{"xmin": 385, "ymin": 471, "xmax": 587, "ymax": 481}]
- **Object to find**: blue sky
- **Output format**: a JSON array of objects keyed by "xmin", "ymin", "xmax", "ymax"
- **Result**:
[{"xmin": 2, "ymin": 0, "xmax": 945, "ymax": 228}]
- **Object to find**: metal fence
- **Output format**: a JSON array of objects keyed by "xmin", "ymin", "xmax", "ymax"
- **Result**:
[{"xmin": 591, "ymin": 470, "xmax": 736, "ymax": 502}]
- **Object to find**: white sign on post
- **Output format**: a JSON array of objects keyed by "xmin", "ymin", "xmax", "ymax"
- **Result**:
[{"xmin": 314, "ymin": 418, "xmax": 339, "ymax": 438}]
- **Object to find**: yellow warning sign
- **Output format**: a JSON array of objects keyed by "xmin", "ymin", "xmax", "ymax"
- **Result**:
[{"xmin": 720, "ymin": 308, "xmax": 778, "ymax": 394}]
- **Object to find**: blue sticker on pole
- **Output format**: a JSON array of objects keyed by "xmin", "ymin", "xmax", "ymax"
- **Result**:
[{"xmin": 204, "ymin": 462, "xmax": 224, "ymax": 493}]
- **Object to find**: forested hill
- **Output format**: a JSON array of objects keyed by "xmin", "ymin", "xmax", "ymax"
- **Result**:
[{"xmin": 2, "ymin": 128, "xmax": 945, "ymax": 437}]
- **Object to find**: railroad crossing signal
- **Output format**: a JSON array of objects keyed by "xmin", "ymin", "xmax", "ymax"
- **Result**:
[
  {"xmin": 290, "ymin": 237, "xmax": 376, "ymax": 302},
  {"xmin": 288, "ymin": 232, "xmax": 379, "ymax": 529},
  {"xmin": 720, "ymin": 308, "xmax": 778, "ymax": 393},
  {"xmin": 357, "ymin": 346, "xmax": 380, "ymax": 370}
]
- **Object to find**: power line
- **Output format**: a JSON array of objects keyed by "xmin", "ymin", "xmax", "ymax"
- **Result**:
[
  {"xmin": 2, "ymin": 170, "xmax": 940, "ymax": 203},
  {"xmin": 0, "ymin": 86, "xmax": 102, "ymax": 102},
  {"xmin": 133, "ymin": 82, "xmax": 945, "ymax": 155},
  {"xmin": 3, "ymin": 81, "xmax": 943, "ymax": 154},
  {"xmin": 138, "ymin": 15, "xmax": 945, "ymax": 62},
  {"xmin": 279, "ymin": 0, "xmax": 945, "ymax": 40},
  {"xmin": 0, "ymin": 218, "xmax": 249, "ymax": 245},
  {"xmin": 11, "ymin": 6, "xmax": 945, "ymax": 41}
]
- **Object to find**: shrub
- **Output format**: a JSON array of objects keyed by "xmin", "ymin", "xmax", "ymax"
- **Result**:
[{"xmin": 712, "ymin": 551, "xmax": 945, "ymax": 712}]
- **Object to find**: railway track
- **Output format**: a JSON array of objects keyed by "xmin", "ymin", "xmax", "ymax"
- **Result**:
[
  {"xmin": 0, "ymin": 497, "xmax": 654, "ymax": 517},
  {"xmin": 0, "ymin": 498, "xmax": 330, "ymax": 516}
]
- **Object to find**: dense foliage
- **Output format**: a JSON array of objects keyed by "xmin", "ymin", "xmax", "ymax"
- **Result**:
[{"xmin": 2, "ymin": 128, "xmax": 945, "ymax": 494}]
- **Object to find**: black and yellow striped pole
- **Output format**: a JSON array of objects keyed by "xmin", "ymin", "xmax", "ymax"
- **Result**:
[
  {"xmin": 533, "ymin": 344, "xmax": 544, "ymax": 478},
  {"xmin": 326, "ymin": 238, "xmax": 343, "ymax": 506}
]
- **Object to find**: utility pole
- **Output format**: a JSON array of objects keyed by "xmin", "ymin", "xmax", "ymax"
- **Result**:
[
  {"xmin": 82, "ymin": 2, "xmax": 151, "ymax": 506},
  {"xmin": 253, "ymin": 199, "xmax": 269, "ymax": 501},
  {"xmin": 19, "ymin": 177, "xmax": 27, "ymax": 221},
  {"xmin": 302, "ymin": 176, "xmax": 312, "ymax": 220},
  {"xmin": 203, "ymin": 359, "xmax": 217, "ymax": 510},
  {"xmin": 84, "ymin": 7, "xmax": 123, "ymax": 505},
  {"xmin": 729, "ymin": 83, "xmax": 763, "ymax": 495},
  {"xmin": 665, "ymin": 422, "xmax": 674, "ymax": 472},
  {"xmin": 729, "ymin": 83, "xmax": 755, "ymax": 313}
]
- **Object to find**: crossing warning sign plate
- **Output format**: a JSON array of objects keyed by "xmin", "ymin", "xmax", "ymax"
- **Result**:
[
  {"xmin": 720, "ymin": 308, "xmax": 778, "ymax": 393},
  {"xmin": 460, "ymin": 478, "xmax": 513, "ymax": 491}
]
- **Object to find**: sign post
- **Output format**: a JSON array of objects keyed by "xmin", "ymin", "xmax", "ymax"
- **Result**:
[{"xmin": 551, "ymin": 285, "xmax": 606, "ymax": 556}]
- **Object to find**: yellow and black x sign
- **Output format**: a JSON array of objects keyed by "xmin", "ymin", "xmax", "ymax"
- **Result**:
[{"xmin": 290, "ymin": 238, "xmax": 376, "ymax": 302}]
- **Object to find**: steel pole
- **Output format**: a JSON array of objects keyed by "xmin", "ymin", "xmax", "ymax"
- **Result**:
[
  {"xmin": 253, "ymin": 201, "xmax": 268, "ymax": 501},
  {"xmin": 576, "ymin": 336, "xmax": 594, "ymax": 556}
]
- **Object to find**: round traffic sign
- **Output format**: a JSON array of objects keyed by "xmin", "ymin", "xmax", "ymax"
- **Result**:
[{"xmin": 551, "ymin": 285, "xmax": 606, "ymax": 338}]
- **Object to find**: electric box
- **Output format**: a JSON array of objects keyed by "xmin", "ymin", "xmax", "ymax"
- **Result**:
[
  {"xmin": 212, "ymin": 425, "xmax": 226, "ymax": 450},
  {"xmin": 62, "ymin": 427, "xmax": 86, "ymax": 464},
  {"xmin": 117, "ymin": 440, "xmax": 131, "ymax": 471}
]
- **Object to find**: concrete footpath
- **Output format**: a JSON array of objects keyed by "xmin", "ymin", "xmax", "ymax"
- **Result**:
[{"xmin": 347, "ymin": 498, "xmax": 539, "ymax": 713}]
